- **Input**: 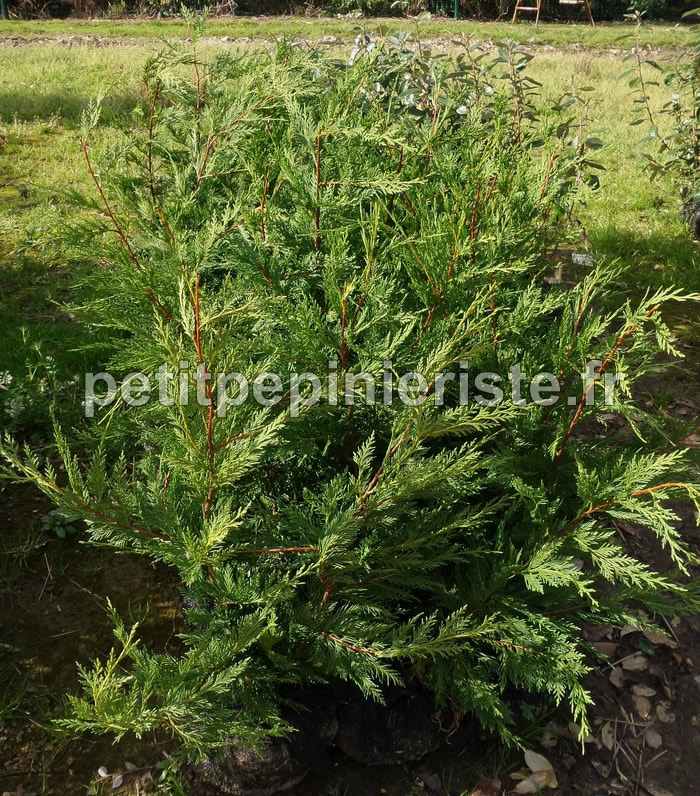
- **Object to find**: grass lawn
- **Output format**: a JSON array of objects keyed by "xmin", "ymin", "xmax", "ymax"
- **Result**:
[
  {"xmin": 2, "ymin": 37, "xmax": 696, "ymax": 292},
  {"xmin": 1, "ymin": 29, "xmax": 697, "ymax": 438},
  {"xmin": 0, "ymin": 15, "xmax": 697, "ymax": 49},
  {"xmin": 1, "ymin": 34, "xmax": 697, "ymax": 434}
]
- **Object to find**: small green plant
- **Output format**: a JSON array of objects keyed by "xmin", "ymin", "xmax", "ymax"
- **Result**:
[
  {"xmin": 2, "ymin": 23, "xmax": 699, "ymax": 767},
  {"xmin": 41, "ymin": 508, "xmax": 78, "ymax": 539},
  {"xmin": 0, "ymin": 330, "xmax": 80, "ymax": 433},
  {"xmin": 623, "ymin": 11, "xmax": 700, "ymax": 226},
  {"xmin": 0, "ymin": 508, "xmax": 46, "ymax": 590},
  {"xmin": 0, "ymin": 669, "xmax": 26, "ymax": 723}
]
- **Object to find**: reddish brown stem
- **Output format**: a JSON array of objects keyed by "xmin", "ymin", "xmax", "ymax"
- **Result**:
[
  {"xmin": 74, "ymin": 499, "xmax": 169, "ymax": 542},
  {"xmin": 314, "ymin": 129, "xmax": 323, "ymax": 252},
  {"xmin": 195, "ymin": 97, "xmax": 282, "ymax": 187},
  {"xmin": 542, "ymin": 604, "xmax": 584, "ymax": 617},
  {"xmin": 82, "ymin": 138, "xmax": 174, "ymax": 323},
  {"xmin": 412, "ymin": 239, "xmax": 460, "ymax": 349},
  {"xmin": 213, "ymin": 220, "xmax": 242, "ymax": 243},
  {"xmin": 146, "ymin": 79, "xmax": 160, "ymax": 206},
  {"xmin": 539, "ymin": 153, "xmax": 555, "ymax": 201},
  {"xmin": 236, "ymin": 546, "xmax": 319, "ymax": 555},
  {"xmin": 260, "ymin": 174, "xmax": 269, "ymax": 242},
  {"xmin": 469, "ymin": 178, "xmax": 483, "ymax": 263},
  {"xmin": 192, "ymin": 276, "xmax": 217, "ymax": 519},
  {"xmin": 359, "ymin": 418, "xmax": 417, "ymax": 508},
  {"xmin": 385, "ymin": 147, "xmax": 404, "ymax": 226},
  {"xmin": 82, "ymin": 139, "xmax": 142, "ymax": 272},
  {"xmin": 543, "ymin": 279, "xmax": 599, "ymax": 422},
  {"xmin": 321, "ymin": 631, "xmax": 380, "ymax": 657},
  {"xmin": 213, "ymin": 426, "xmax": 267, "ymax": 454},
  {"xmin": 553, "ymin": 481, "xmax": 687, "ymax": 543},
  {"xmin": 320, "ymin": 571, "xmax": 334, "ymax": 607},
  {"xmin": 553, "ymin": 304, "xmax": 660, "ymax": 465},
  {"xmin": 470, "ymin": 174, "xmax": 498, "ymax": 263},
  {"xmin": 402, "ymin": 192, "xmax": 416, "ymax": 217},
  {"xmin": 493, "ymin": 639, "xmax": 538, "ymax": 655},
  {"xmin": 340, "ymin": 296, "xmax": 348, "ymax": 373}
]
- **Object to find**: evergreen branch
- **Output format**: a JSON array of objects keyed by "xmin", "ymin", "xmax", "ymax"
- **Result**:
[
  {"xmin": 554, "ymin": 303, "xmax": 661, "ymax": 464},
  {"xmin": 75, "ymin": 500, "xmax": 171, "ymax": 543},
  {"xmin": 555, "ymin": 481, "xmax": 695, "ymax": 542},
  {"xmin": 213, "ymin": 425, "xmax": 270, "ymax": 454},
  {"xmin": 321, "ymin": 631, "xmax": 381, "ymax": 657},
  {"xmin": 195, "ymin": 96, "xmax": 283, "ymax": 187},
  {"xmin": 469, "ymin": 177, "xmax": 483, "ymax": 262},
  {"xmin": 81, "ymin": 138, "xmax": 142, "ymax": 273},
  {"xmin": 81, "ymin": 137, "xmax": 175, "ymax": 324},
  {"xmin": 358, "ymin": 422, "xmax": 414, "ymax": 508}
]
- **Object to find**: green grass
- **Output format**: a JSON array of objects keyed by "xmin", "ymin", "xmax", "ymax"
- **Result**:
[
  {"xmin": 533, "ymin": 52, "xmax": 700, "ymax": 291},
  {"xmin": 0, "ymin": 36, "xmax": 697, "ymax": 437},
  {"xmin": 0, "ymin": 16, "xmax": 696, "ymax": 49},
  {"xmin": 3, "ymin": 40, "xmax": 694, "ymax": 283}
]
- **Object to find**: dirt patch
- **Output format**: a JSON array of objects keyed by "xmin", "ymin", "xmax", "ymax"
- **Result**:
[
  {"xmin": 0, "ymin": 481, "xmax": 181, "ymax": 795},
  {"xmin": 0, "ymin": 31, "xmax": 679, "ymax": 62}
]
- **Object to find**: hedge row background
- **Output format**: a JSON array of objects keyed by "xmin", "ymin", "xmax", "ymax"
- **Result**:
[{"xmin": 6, "ymin": 0, "xmax": 698, "ymax": 21}]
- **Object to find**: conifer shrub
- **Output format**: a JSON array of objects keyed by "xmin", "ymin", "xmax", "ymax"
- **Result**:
[{"xmin": 2, "ymin": 29, "xmax": 700, "ymax": 762}]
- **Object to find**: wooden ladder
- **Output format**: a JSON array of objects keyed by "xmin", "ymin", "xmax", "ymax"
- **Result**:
[
  {"xmin": 512, "ymin": 0, "xmax": 595, "ymax": 26},
  {"xmin": 511, "ymin": 0, "xmax": 542, "ymax": 25}
]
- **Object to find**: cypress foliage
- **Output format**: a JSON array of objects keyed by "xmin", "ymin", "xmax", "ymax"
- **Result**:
[{"xmin": 2, "ymin": 28, "xmax": 699, "ymax": 760}]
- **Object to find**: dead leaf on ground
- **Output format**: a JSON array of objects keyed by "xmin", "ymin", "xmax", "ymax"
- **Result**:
[
  {"xmin": 622, "ymin": 653, "xmax": 648, "ymax": 671},
  {"xmin": 514, "ymin": 770, "xmax": 557, "ymax": 793},
  {"xmin": 601, "ymin": 720, "xmax": 616, "ymax": 750},
  {"xmin": 643, "ymin": 628, "xmax": 678, "ymax": 649},
  {"xmin": 539, "ymin": 730, "xmax": 557, "ymax": 748},
  {"xmin": 644, "ymin": 728, "xmax": 663, "ymax": 749},
  {"xmin": 470, "ymin": 778, "xmax": 501, "ymax": 796},
  {"xmin": 520, "ymin": 750, "xmax": 558, "ymax": 790},
  {"xmin": 583, "ymin": 625, "xmax": 611, "ymax": 642},
  {"xmin": 620, "ymin": 624, "xmax": 641, "ymax": 636},
  {"xmin": 592, "ymin": 641, "xmax": 619, "ymax": 657},
  {"xmin": 609, "ymin": 667, "xmax": 625, "ymax": 688},
  {"xmin": 656, "ymin": 701, "xmax": 676, "ymax": 723},
  {"xmin": 632, "ymin": 695, "xmax": 651, "ymax": 719},
  {"xmin": 644, "ymin": 784, "xmax": 676, "ymax": 796},
  {"xmin": 524, "ymin": 750, "xmax": 554, "ymax": 775},
  {"xmin": 632, "ymin": 684, "xmax": 656, "ymax": 697},
  {"xmin": 591, "ymin": 758, "xmax": 611, "ymax": 778},
  {"xmin": 513, "ymin": 778, "xmax": 538, "ymax": 794}
]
